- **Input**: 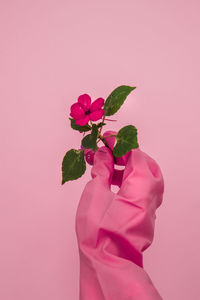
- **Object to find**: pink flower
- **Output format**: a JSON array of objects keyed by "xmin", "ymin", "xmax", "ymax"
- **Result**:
[{"xmin": 70, "ymin": 94, "xmax": 105, "ymax": 126}]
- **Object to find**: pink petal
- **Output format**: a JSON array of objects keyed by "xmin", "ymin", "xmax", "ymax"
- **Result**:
[
  {"xmin": 90, "ymin": 97, "xmax": 105, "ymax": 112},
  {"xmin": 89, "ymin": 109, "xmax": 104, "ymax": 121},
  {"xmin": 75, "ymin": 115, "xmax": 90, "ymax": 126},
  {"xmin": 77, "ymin": 94, "xmax": 91, "ymax": 111},
  {"xmin": 70, "ymin": 103, "xmax": 85, "ymax": 119}
]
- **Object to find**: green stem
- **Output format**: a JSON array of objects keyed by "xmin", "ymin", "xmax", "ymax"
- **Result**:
[
  {"xmin": 97, "ymin": 134, "xmax": 116, "ymax": 143},
  {"xmin": 90, "ymin": 118, "xmax": 117, "ymax": 163},
  {"xmin": 98, "ymin": 134, "xmax": 117, "ymax": 164},
  {"xmin": 98, "ymin": 115, "xmax": 105, "ymax": 135}
]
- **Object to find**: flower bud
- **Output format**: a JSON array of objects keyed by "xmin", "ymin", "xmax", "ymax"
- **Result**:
[{"xmin": 84, "ymin": 149, "xmax": 96, "ymax": 165}]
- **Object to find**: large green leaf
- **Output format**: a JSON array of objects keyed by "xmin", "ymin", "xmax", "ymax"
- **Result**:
[
  {"xmin": 113, "ymin": 125, "xmax": 139, "ymax": 157},
  {"xmin": 69, "ymin": 117, "xmax": 91, "ymax": 132},
  {"xmin": 61, "ymin": 149, "xmax": 86, "ymax": 184},
  {"xmin": 81, "ymin": 124, "xmax": 98, "ymax": 150},
  {"xmin": 104, "ymin": 85, "xmax": 136, "ymax": 116}
]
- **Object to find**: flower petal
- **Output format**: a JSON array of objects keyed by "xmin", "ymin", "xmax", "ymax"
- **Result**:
[
  {"xmin": 70, "ymin": 103, "xmax": 85, "ymax": 119},
  {"xmin": 89, "ymin": 109, "xmax": 104, "ymax": 121},
  {"xmin": 75, "ymin": 114, "xmax": 90, "ymax": 126},
  {"xmin": 90, "ymin": 97, "xmax": 104, "ymax": 112},
  {"xmin": 77, "ymin": 94, "xmax": 91, "ymax": 111}
]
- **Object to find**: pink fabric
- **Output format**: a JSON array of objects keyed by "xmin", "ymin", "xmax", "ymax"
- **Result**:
[{"xmin": 75, "ymin": 137, "xmax": 164, "ymax": 299}]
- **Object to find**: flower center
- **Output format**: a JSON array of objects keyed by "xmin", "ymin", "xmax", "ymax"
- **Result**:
[{"xmin": 85, "ymin": 110, "xmax": 90, "ymax": 115}]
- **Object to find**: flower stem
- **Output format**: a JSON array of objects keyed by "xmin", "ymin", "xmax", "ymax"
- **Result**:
[
  {"xmin": 97, "ymin": 132, "xmax": 117, "ymax": 164},
  {"xmin": 104, "ymin": 118, "xmax": 117, "ymax": 121},
  {"xmin": 98, "ymin": 115, "xmax": 105, "ymax": 135},
  {"xmin": 90, "ymin": 116, "xmax": 117, "ymax": 163}
]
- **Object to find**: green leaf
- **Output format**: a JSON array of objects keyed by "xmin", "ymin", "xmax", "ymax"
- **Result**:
[
  {"xmin": 61, "ymin": 149, "xmax": 86, "ymax": 184},
  {"xmin": 81, "ymin": 124, "xmax": 98, "ymax": 150},
  {"xmin": 113, "ymin": 125, "xmax": 139, "ymax": 157},
  {"xmin": 97, "ymin": 122, "xmax": 106, "ymax": 128},
  {"xmin": 104, "ymin": 85, "xmax": 136, "ymax": 116},
  {"xmin": 69, "ymin": 117, "xmax": 91, "ymax": 132}
]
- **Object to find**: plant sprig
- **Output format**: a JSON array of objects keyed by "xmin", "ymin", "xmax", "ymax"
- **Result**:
[{"xmin": 61, "ymin": 85, "xmax": 138, "ymax": 184}]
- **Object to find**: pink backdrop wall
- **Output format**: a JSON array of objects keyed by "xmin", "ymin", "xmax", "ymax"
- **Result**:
[{"xmin": 0, "ymin": 0, "xmax": 200, "ymax": 299}]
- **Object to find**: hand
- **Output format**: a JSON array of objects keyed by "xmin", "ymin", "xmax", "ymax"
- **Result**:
[{"xmin": 75, "ymin": 131, "xmax": 165, "ymax": 300}]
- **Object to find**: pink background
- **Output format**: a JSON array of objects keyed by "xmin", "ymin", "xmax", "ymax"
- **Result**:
[{"xmin": 0, "ymin": 0, "xmax": 200, "ymax": 299}]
